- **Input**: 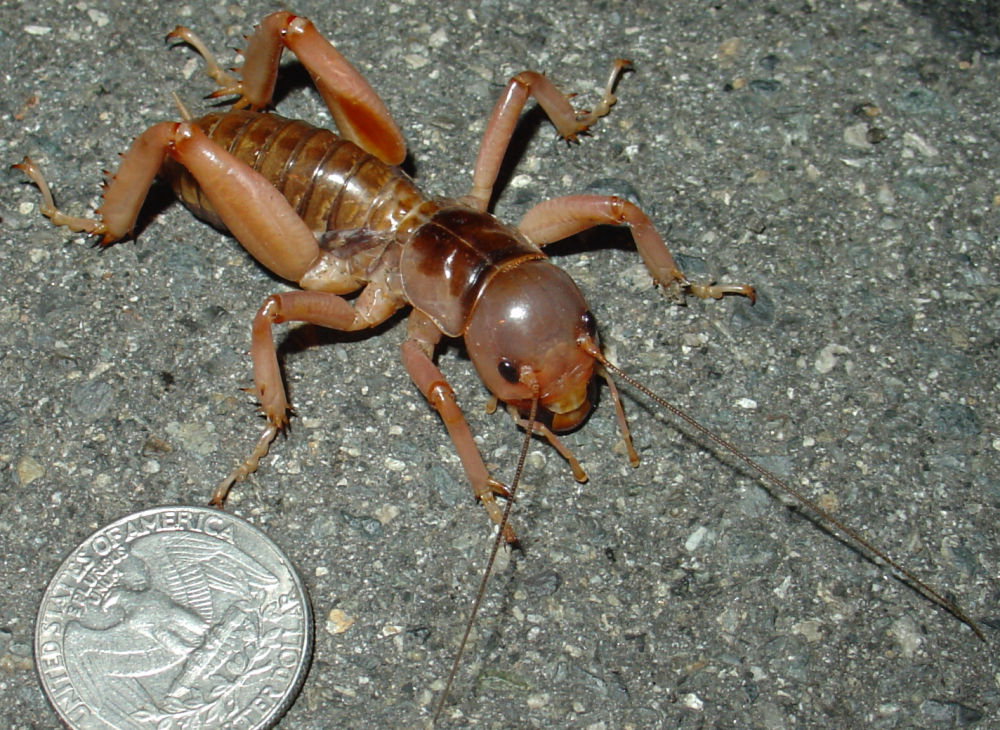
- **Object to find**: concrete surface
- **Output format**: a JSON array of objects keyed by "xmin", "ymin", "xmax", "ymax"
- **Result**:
[{"xmin": 2, "ymin": 0, "xmax": 999, "ymax": 728}]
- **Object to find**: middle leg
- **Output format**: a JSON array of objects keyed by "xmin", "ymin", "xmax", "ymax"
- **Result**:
[
  {"xmin": 212, "ymin": 289, "xmax": 402, "ymax": 506},
  {"xmin": 460, "ymin": 60, "xmax": 631, "ymax": 211}
]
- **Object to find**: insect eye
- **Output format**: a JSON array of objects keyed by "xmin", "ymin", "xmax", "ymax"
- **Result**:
[
  {"xmin": 497, "ymin": 359, "xmax": 519, "ymax": 384},
  {"xmin": 581, "ymin": 310, "xmax": 598, "ymax": 338}
]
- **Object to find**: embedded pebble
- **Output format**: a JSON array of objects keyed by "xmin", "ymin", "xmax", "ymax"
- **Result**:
[
  {"xmin": 814, "ymin": 344, "xmax": 851, "ymax": 373},
  {"xmin": 843, "ymin": 122, "xmax": 872, "ymax": 149},
  {"xmin": 87, "ymin": 9, "xmax": 110, "ymax": 26},
  {"xmin": 620, "ymin": 263, "xmax": 655, "ymax": 292},
  {"xmin": 165, "ymin": 420, "xmax": 219, "ymax": 455},
  {"xmin": 384, "ymin": 457, "xmax": 406, "ymax": 471},
  {"xmin": 428, "ymin": 28, "xmax": 448, "ymax": 48},
  {"xmin": 17, "ymin": 456, "xmax": 45, "ymax": 485},
  {"xmin": 526, "ymin": 693, "xmax": 549, "ymax": 710},
  {"xmin": 374, "ymin": 504, "xmax": 400, "ymax": 525},
  {"xmin": 792, "ymin": 620, "xmax": 824, "ymax": 643},
  {"xmin": 680, "ymin": 693, "xmax": 704, "ymax": 711},
  {"xmin": 71, "ymin": 379, "xmax": 117, "ymax": 421},
  {"xmin": 685, "ymin": 525, "xmax": 709, "ymax": 552},
  {"xmin": 326, "ymin": 609, "xmax": 355, "ymax": 635},
  {"xmin": 891, "ymin": 616, "xmax": 922, "ymax": 659},
  {"xmin": 902, "ymin": 131, "xmax": 939, "ymax": 158}
]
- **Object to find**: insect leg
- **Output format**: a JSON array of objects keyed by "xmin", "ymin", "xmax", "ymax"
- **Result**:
[
  {"xmin": 170, "ymin": 13, "xmax": 406, "ymax": 165},
  {"xmin": 212, "ymin": 288, "xmax": 403, "ymax": 506},
  {"xmin": 167, "ymin": 122, "xmax": 324, "ymax": 282},
  {"xmin": 164, "ymin": 27, "xmax": 242, "ymax": 94},
  {"xmin": 504, "ymin": 406, "xmax": 588, "ymax": 482},
  {"xmin": 460, "ymin": 59, "xmax": 631, "ymax": 211},
  {"xmin": 520, "ymin": 194, "xmax": 755, "ymax": 302},
  {"xmin": 18, "ymin": 121, "xmax": 326, "ymax": 284},
  {"xmin": 13, "ymin": 158, "xmax": 108, "ymax": 238},
  {"xmin": 13, "ymin": 122, "xmax": 178, "ymax": 245},
  {"xmin": 401, "ymin": 310, "xmax": 517, "ymax": 543}
]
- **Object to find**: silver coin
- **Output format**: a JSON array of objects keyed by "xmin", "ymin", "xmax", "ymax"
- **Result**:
[{"xmin": 35, "ymin": 506, "xmax": 312, "ymax": 730}]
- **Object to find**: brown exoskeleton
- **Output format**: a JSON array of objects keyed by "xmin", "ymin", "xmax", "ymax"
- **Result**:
[
  {"xmin": 15, "ymin": 11, "xmax": 751, "ymax": 542},
  {"xmin": 14, "ymin": 10, "xmax": 983, "ymax": 724}
]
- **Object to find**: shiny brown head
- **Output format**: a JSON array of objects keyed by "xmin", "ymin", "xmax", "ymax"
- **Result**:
[{"xmin": 464, "ymin": 260, "xmax": 599, "ymax": 431}]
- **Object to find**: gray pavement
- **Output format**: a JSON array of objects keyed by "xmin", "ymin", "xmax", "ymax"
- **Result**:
[{"xmin": 2, "ymin": 1, "xmax": 999, "ymax": 728}]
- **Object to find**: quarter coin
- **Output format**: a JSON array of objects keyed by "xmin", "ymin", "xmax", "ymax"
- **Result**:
[{"xmin": 36, "ymin": 506, "xmax": 312, "ymax": 730}]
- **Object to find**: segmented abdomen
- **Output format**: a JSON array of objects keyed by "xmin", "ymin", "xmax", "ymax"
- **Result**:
[{"xmin": 162, "ymin": 110, "xmax": 423, "ymax": 236}]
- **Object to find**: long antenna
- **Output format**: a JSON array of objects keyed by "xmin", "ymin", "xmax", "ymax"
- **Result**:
[
  {"xmin": 431, "ymin": 387, "xmax": 541, "ymax": 726},
  {"xmin": 592, "ymin": 351, "xmax": 985, "ymax": 642}
]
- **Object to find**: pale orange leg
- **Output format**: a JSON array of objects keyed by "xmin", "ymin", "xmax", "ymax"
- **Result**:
[
  {"xmin": 22, "ymin": 119, "xmax": 402, "ymax": 506},
  {"xmin": 401, "ymin": 310, "xmax": 518, "ymax": 543},
  {"xmin": 211, "ymin": 289, "xmax": 402, "ymax": 506},
  {"xmin": 154, "ymin": 123, "xmax": 405, "ymax": 504},
  {"xmin": 16, "ymin": 121, "xmax": 325, "ymax": 286},
  {"xmin": 519, "ymin": 194, "xmax": 756, "ymax": 303},
  {"xmin": 13, "ymin": 120, "xmax": 177, "ymax": 246},
  {"xmin": 164, "ymin": 27, "xmax": 242, "ymax": 93},
  {"xmin": 12, "ymin": 158, "xmax": 104, "ymax": 236},
  {"xmin": 460, "ymin": 59, "xmax": 631, "ymax": 211},
  {"xmin": 168, "ymin": 11, "xmax": 406, "ymax": 165}
]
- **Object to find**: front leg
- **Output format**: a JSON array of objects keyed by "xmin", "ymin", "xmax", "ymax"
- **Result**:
[
  {"xmin": 401, "ymin": 311, "xmax": 518, "ymax": 543},
  {"xmin": 520, "ymin": 194, "xmax": 755, "ymax": 302}
]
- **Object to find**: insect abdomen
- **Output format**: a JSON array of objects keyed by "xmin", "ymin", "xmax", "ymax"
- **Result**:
[{"xmin": 163, "ymin": 110, "xmax": 422, "ymax": 236}]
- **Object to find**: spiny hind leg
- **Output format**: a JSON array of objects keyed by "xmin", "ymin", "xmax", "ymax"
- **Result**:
[
  {"xmin": 460, "ymin": 59, "xmax": 631, "ymax": 211},
  {"xmin": 168, "ymin": 12, "xmax": 406, "ymax": 165},
  {"xmin": 14, "ymin": 122, "xmax": 177, "ymax": 246},
  {"xmin": 17, "ymin": 120, "xmax": 323, "ymax": 284},
  {"xmin": 12, "ymin": 158, "xmax": 105, "ymax": 236}
]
